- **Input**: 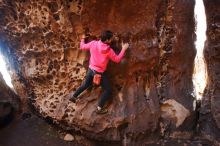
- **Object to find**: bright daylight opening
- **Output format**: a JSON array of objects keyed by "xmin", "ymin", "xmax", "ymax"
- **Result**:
[
  {"xmin": 193, "ymin": 0, "xmax": 207, "ymax": 100},
  {"xmin": 0, "ymin": 52, "xmax": 14, "ymax": 88}
]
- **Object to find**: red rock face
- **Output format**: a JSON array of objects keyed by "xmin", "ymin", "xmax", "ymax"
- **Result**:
[
  {"xmin": 156, "ymin": 0, "xmax": 196, "ymax": 139},
  {"xmin": 0, "ymin": 0, "xmax": 196, "ymax": 143},
  {"xmin": 200, "ymin": 0, "xmax": 220, "ymax": 142}
]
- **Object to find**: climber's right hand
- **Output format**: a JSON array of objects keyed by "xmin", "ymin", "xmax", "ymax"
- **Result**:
[
  {"xmin": 122, "ymin": 42, "xmax": 129, "ymax": 51},
  {"xmin": 81, "ymin": 34, "xmax": 86, "ymax": 39}
]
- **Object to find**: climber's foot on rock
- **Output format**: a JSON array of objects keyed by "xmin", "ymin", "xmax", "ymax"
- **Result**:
[
  {"xmin": 96, "ymin": 107, "xmax": 108, "ymax": 115},
  {"xmin": 69, "ymin": 96, "xmax": 78, "ymax": 103}
]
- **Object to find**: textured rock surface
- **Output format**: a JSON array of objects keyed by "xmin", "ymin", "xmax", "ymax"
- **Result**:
[
  {"xmin": 0, "ymin": 0, "xmax": 196, "ymax": 143},
  {"xmin": 200, "ymin": 0, "xmax": 220, "ymax": 142}
]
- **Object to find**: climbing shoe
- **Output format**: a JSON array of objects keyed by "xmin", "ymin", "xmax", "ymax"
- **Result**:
[
  {"xmin": 96, "ymin": 108, "xmax": 108, "ymax": 114},
  {"xmin": 69, "ymin": 96, "xmax": 77, "ymax": 103}
]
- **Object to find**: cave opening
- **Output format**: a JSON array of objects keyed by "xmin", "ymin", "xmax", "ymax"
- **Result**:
[
  {"xmin": 193, "ymin": 0, "xmax": 207, "ymax": 100},
  {"xmin": 0, "ymin": 52, "xmax": 14, "ymax": 88}
]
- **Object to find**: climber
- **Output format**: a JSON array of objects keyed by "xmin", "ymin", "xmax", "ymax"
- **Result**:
[{"xmin": 69, "ymin": 30, "xmax": 129, "ymax": 114}]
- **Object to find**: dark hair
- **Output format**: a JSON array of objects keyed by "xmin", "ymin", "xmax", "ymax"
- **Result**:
[{"xmin": 100, "ymin": 30, "xmax": 113, "ymax": 42}]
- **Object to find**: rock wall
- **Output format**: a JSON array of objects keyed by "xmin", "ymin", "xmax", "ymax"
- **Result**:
[
  {"xmin": 156, "ymin": 0, "xmax": 196, "ymax": 139},
  {"xmin": 0, "ymin": 0, "xmax": 196, "ymax": 143},
  {"xmin": 0, "ymin": 73, "xmax": 20, "ymax": 128},
  {"xmin": 200, "ymin": 0, "xmax": 220, "ymax": 142}
]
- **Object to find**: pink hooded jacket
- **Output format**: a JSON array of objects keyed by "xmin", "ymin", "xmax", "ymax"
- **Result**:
[{"xmin": 80, "ymin": 39, "xmax": 126, "ymax": 73}]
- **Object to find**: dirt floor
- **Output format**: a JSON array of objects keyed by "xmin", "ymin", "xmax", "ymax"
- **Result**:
[
  {"xmin": 0, "ymin": 113, "xmax": 215, "ymax": 146},
  {"xmin": 0, "ymin": 114, "xmax": 81, "ymax": 146}
]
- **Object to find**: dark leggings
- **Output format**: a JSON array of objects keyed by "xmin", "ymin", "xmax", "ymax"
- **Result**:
[{"xmin": 73, "ymin": 68, "xmax": 111, "ymax": 108}]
